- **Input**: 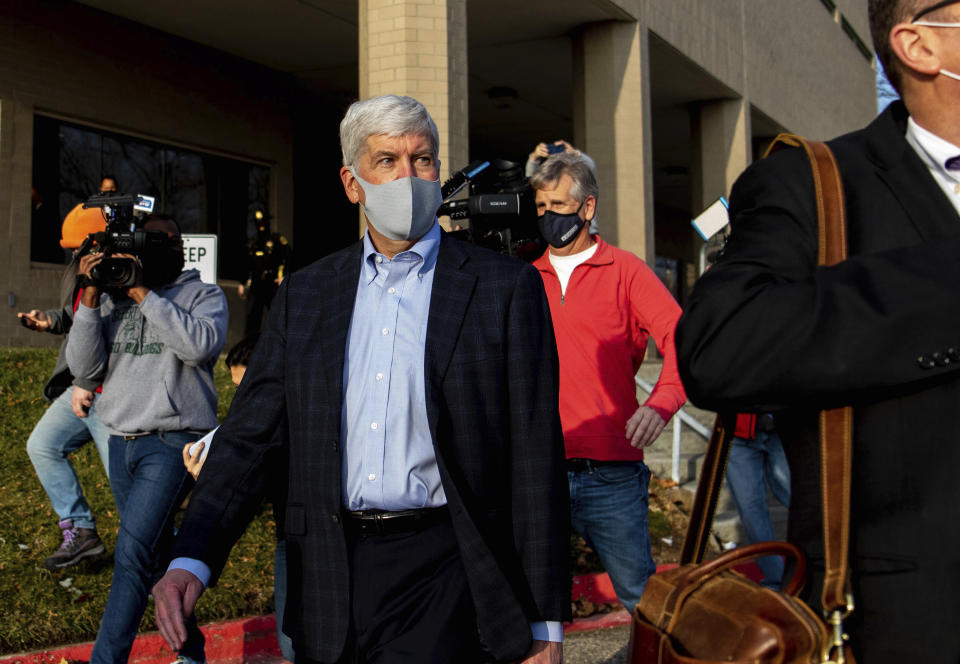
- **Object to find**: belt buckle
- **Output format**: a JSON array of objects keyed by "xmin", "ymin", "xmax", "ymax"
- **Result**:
[
  {"xmin": 567, "ymin": 458, "xmax": 590, "ymax": 472},
  {"xmin": 355, "ymin": 511, "xmax": 386, "ymax": 535}
]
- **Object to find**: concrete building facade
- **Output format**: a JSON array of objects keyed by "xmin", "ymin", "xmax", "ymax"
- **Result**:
[{"xmin": 1, "ymin": 0, "xmax": 875, "ymax": 347}]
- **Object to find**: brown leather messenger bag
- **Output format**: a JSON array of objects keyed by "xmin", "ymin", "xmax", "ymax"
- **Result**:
[{"xmin": 627, "ymin": 134, "xmax": 857, "ymax": 664}]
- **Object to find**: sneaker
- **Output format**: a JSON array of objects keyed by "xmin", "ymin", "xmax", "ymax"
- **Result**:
[
  {"xmin": 44, "ymin": 519, "xmax": 106, "ymax": 570},
  {"xmin": 169, "ymin": 657, "xmax": 205, "ymax": 664}
]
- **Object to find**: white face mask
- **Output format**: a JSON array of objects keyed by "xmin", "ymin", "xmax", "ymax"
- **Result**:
[
  {"xmin": 349, "ymin": 168, "xmax": 442, "ymax": 242},
  {"xmin": 912, "ymin": 20, "xmax": 960, "ymax": 80}
]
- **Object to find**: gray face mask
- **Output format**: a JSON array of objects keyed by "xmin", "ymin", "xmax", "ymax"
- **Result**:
[{"xmin": 350, "ymin": 168, "xmax": 442, "ymax": 241}]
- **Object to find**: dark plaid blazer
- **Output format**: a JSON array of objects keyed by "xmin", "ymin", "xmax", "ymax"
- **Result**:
[
  {"xmin": 174, "ymin": 232, "xmax": 570, "ymax": 662},
  {"xmin": 676, "ymin": 101, "xmax": 960, "ymax": 663}
]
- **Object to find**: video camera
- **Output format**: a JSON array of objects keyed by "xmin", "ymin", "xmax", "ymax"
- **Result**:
[
  {"xmin": 437, "ymin": 159, "xmax": 542, "ymax": 260},
  {"xmin": 79, "ymin": 192, "xmax": 165, "ymax": 288}
]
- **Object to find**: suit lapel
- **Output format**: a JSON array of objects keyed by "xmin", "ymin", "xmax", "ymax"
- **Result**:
[
  {"xmin": 317, "ymin": 242, "xmax": 362, "ymax": 408},
  {"xmin": 867, "ymin": 103, "xmax": 960, "ymax": 240},
  {"xmin": 424, "ymin": 235, "xmax": 477, "ymax": 425}
]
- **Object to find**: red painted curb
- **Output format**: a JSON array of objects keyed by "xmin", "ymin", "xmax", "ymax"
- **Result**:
[
  {"xmin": 565, "ymin": 609, "xmax": 632, "ymax": 633},
  {"xmin": 0, "ymin": 563, "xmax": 764, "ymax": 662},
  {"xmin": 0, "ymin": 616, "xmax": 284, "ymax": 664}
]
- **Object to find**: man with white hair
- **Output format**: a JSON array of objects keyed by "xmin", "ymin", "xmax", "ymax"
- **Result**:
[
  {"xmin": 529, "ymin": 152, "xmax": 686, "ymax": 616},
  {"xmin": 153, "ymin": 95, "xmax": 569, "ymax": 663}
]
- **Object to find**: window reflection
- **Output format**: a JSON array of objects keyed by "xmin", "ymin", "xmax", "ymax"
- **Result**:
[{"xmin": 32, "ymin": 114, "xmax": 269, "ymax": 281}]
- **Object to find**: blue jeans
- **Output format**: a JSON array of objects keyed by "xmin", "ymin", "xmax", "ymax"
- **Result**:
[
  {"xmin": 569, "ymin": 461, "xmax": 656, "ymax": 615},
  {"xmin": 26, "ymin": 387, "xmax": 112, "ymax": 530},
  {"xmin": 726, "ymin": 431, "xmax": 791, "ymax": 587},
  {"xmin": 90, "ymin": 432, "xmax": 205, "ymax": 664},
  {"xmin": 273, "ymin": 538, "xmax": 295, "ymax": 662}
]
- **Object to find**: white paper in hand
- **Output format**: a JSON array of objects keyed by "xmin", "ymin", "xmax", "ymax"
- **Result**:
[{"xmin": 188, "ymin": 426, "xmax": 218, "ymax": 466}]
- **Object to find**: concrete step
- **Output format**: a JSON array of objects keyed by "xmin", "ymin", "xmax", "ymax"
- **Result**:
[
  {"xmin": 711, "ymin": 503, "xmax": 789, "ymax": 547},
  {"xmin": 644, "ymin": 443, "xmax": 706, "ymax": 485},
  {"xmin": 643, "ymin": 409, "xmax": 714, "ymax": 485}
]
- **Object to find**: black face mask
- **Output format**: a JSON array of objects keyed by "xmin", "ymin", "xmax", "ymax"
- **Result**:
[
  {"xmin": 141, "ymin": 247, "xmax": 185, "ymax": 287},
  {"xmin": 538, "ymin": 202, "xmax": 587, "ymax": 248}
]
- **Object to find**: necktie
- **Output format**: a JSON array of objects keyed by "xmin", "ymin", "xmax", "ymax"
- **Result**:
[{"xmin": 946, "ymin": 157, "xmax": 960, "ymax": 194}]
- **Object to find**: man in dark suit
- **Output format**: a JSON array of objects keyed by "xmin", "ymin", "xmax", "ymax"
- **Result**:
[
  {"xmin": 152, "ymin": 95, "xmax": 569, "ymax": 663},
  {"xmin": 675, "ymin": 1, "xmax": 960, "ymax": 661}
]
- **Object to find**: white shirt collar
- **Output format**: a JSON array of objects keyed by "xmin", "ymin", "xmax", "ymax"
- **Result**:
[{"xmin": 906, "ymin": 117, "xmax": 960, "ymax": 185}]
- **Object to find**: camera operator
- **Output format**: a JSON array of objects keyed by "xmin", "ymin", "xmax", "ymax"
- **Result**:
[
  {"xmin": 66, "ymin": 213, "xmax": 228, "ymax": 664},
  {"xmin": 525, "ymin": 140, "xmax": 594, "ymax": 178}
]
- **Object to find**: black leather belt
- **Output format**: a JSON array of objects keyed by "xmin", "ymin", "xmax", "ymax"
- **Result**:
[
  {"xmin": 755, "ymin": 413, "xmax": 777, "ymax": 433},
  {"xmin": 346, "ymin": 506, "xmax": 449, "ymax": 535},
  {"xmin": 566, "ymin": 458, "xmax": 638, "ymax": 472}
]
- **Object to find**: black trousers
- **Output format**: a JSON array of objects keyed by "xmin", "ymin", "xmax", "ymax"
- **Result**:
[{"xmin": 329, "ymin": 515, "xmax": 484, "ymax": 664}]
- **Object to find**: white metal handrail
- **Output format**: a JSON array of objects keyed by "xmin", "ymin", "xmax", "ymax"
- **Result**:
[{"xmin": 635, "ymin": 375, "xmax": 711, "ymax": 484}]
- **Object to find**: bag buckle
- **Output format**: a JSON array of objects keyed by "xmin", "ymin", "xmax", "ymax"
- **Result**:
[{"xmin": 820, "ymin": 592, "xmax": 855, "ymax": 663}]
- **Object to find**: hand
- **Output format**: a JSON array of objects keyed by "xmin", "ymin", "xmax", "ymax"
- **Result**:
[
  {"xmin": 77, "ymin": 253, "xmax": 103, "ymax": 309},
  {"xmin": 182, "ymin": 441, "xmax": 205, "ymax": 480},
  {"xmin": 529, "ymin": 142, "xmax": 550, "ymax": 162},
  {"xmin": 558, "ymin": 140, "xmax": 580, "ymax": 156},
  {"xmin": 71, "ymin": 386, "xmax": 95, "ymax": 418},
  {"xmin": 77, "ymin": 252, "xmax": 102, "ymax": 279},
  {"xmin": 153, "ymin": 569, "xmax": 205, "ymax": 653},
  {"xmin": 625, "ymin": 405, "xmax": 667, "ymax": 449},
  {"xmin": 519, "ymin": 640, "xmax": 562, "ymax": 663},
  {"xmin": 237, "ymin": 283, "xmax": 246, "ymax": 299},
  {"xmin": 17, "ymin": 309, "xmax": 51, "ymax": 331}
]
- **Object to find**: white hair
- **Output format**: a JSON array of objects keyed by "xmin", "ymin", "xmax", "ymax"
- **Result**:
[
  {"xmin": 339, "ymin": 95, "xmax": 440, "ymax": 166},
  {"xmin": 529, "ymin": 152, "xmax": 599, "ymax": 203}
]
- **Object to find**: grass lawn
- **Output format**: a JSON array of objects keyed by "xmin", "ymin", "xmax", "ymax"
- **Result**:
[{"xmin": 0, "ymin": 347, "xmax": 278, "ymax": 655}]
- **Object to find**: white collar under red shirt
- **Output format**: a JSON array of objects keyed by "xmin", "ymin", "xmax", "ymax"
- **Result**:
[{"xmin": 547, "ymin": 241, "xmax": 598, "ymax": 296}]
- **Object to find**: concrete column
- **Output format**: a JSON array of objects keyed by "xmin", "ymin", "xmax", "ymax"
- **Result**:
[
  {"xmin": 690, "ymin": 98, "xmax": 751, "ymax": 213},
  {"xmin": 358, "ymin": 0, "xmax": 468, "ymax": 179},
  {"xmin": 572, "ymin": 21, "xmax": 654, "ymax": 263}
]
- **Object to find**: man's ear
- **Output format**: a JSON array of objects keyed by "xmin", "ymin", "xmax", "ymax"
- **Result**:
[
  {"xmin": 582, "ymin": 195, "xmax": 597, "ymax": 221},
  {"xmin": 890, "ymin": 23, "xmax": 942, "ymax": 77},
  {"xmin": 340, "ymin": 166, "xmax": 362, "ymax": 204}
]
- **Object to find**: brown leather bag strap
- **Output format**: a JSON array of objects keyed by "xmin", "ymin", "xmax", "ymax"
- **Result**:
[
  {"xmin": 680, "ymin": 414, "xmax": 730, "ymax": 565},
  {"xmin": 768, "ymin": 134, "xmax": 853, "ymax": 615},
  {"xmin": 680, "ymin": 134, "xmax": 854, "ymax": 616}
]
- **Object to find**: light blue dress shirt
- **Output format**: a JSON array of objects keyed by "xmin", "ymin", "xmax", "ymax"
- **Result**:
[{"xmin": 341, "ymin": 221, "xmax": 446, "ymax": 510}]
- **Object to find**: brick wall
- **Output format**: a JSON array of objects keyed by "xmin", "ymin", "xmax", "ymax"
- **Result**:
[
  {"xmin": 359, "ymin": 0, "xmax": 468, "ymax": 178},
  {"xmin": 0, "ymin": 1, "xmax": 296, "ymax": 347}
]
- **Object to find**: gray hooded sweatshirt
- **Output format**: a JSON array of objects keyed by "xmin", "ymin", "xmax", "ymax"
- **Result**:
[{"xmin": 66, "ymin": 269, "xmax": 228, "ymax": 435}]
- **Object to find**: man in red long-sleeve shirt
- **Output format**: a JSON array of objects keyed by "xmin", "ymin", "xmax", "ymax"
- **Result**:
[{"xmin": 531, "ymin": 153, "xmax": 686, "ymax": 614}]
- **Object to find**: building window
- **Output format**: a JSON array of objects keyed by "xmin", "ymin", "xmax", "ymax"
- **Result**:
[{"xmin": 31, "ymin": 114, "xmax": 270, "ymax": 281}]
